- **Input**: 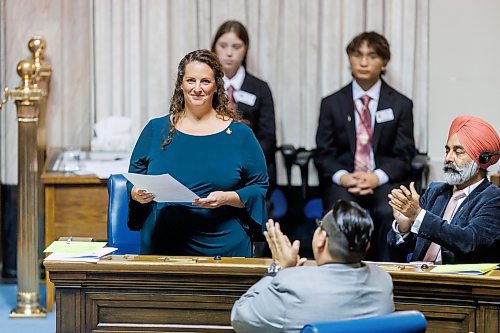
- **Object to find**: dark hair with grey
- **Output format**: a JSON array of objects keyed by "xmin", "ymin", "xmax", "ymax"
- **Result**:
[{"xmin": 321, "ymin": 200, "xmax": 374, "ymax": 262}]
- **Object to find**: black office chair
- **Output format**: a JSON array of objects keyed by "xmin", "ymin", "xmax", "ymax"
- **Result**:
[
  {"xmin": 280, "ymin": 145, "xmax": 315, "ymax": 199},
  {"xmin": 411, "ymin": 150, "xmax": 430, "ymax": 195},
  {"xmin": 281, "ymin": 145, "xmax": 429, "ymax": 220}
]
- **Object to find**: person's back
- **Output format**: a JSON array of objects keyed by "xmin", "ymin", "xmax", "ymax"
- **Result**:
[
  {"xmin": 232, "ymin": 263, "xmax": 393, "ymax": 332},
  {"xmin": 231, "ymin": 200, "xmax": 394, "ymax": 333}
]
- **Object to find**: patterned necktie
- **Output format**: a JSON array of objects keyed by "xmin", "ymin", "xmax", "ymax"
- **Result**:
[
  {"xmin": 227, "ymin": 85, "xmax": 237, "ymax": 111},
  {"xmin": 422, "ymin": 190, "xmax": 466, "ymax": 263},
  {"xmin": 354, "ymin": 95, "xmax": 372, "ymax": 172}
]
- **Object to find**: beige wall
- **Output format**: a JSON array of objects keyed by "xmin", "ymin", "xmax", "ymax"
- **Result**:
[
  {"xmin": 1, "ymin": 0, "xmax": 499, "ymax": 184},
  {"xmin": 0, "ymin": 0, "xmax": 91, "ymax": 184},
  {"xmin": 428, "ymin": 0, "xmax": 500, "ymax": 180}
]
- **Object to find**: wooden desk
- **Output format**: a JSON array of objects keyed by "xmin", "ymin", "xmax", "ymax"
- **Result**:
[
  {"xmin": 45, "ymin": 256, "xmax": 500, "ymax": 333},
  {"xmin": 42, "ymin": 171, "xmax": 109, "ymax": 312}
]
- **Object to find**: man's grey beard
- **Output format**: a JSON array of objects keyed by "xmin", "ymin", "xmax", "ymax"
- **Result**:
[{"xmin": 443, "ymin": 160, "xmax": 479, "ymax": 185}]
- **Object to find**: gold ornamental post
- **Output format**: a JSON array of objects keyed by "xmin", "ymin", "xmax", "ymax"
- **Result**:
[
  {"xmin": 28, "ymin": 37, "xmax": 51, "ymax": 273},
  {"xmin": 1, "ymin": 59, "xmax": 46, "ymax": 318},
  {"xmin": 28, "ymin": 36, "xmax": 51, "ymax": 162}
]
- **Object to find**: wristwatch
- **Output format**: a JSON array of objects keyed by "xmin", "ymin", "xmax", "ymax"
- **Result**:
[{"xmin": 267, "ymin": 262, "xmax": 281, "ymax": 275}]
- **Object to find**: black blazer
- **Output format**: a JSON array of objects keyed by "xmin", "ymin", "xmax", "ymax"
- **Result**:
[
  {"xmin": 314, "ymin": 80, "xmax": 415, "ymax": 184},
  {"xmin": 237, "ymin": 71, "xmax": 277, "ymax": 164},
  {"xmin": 388, "ymin": 180, "xmax": 500, "ymax": 264}
]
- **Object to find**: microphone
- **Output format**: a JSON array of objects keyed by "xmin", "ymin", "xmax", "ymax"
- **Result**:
[{"xmin": 478, "ymin": 151, "xmax": 500, "ymax": 165}]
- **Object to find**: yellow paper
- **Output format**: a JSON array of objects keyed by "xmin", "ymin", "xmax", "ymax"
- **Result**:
[
  {"xmin": 431, "ymin": 263, "xmax": 499, "ymax": 275},
  {"xmin": 44, "ymin": 241, "xmax": 107, "ymax": 254}
]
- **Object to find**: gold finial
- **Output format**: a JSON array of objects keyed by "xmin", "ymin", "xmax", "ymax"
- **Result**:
[
  {"xmin": 28, "ymin": 36, "xmax": 46, "ymax": 58},
  {"xmin": 11, "ymin": 59, "xmax": 43, "ymax": 110},
  {"xmin": 17, "ymin": 59, "xmax": 36, "ymax": 90},
  {"xmin": 28, "ymin": 36, "xmax": 51, "ymax": 81}
]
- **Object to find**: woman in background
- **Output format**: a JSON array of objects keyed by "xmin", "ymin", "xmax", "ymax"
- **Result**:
[
  {"xmin": 127, "ymin": 49, "xmax": 268, "ymax": 257},
  {"xmin": 211, "ymin": 20, "xmax": 277, "ymax": 189}
]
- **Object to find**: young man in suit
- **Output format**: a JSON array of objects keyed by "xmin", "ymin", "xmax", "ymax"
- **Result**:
[
  {"xmin": 231, "ymin": 200, "xmax": 394, "ymax": 333},
  {"xmin": 314, "ymin": 32, "xmax": 415, "ymax": 261},
  {"xmin": 388, "ymin": 115, "xmax": 500, "ymax": 264}
]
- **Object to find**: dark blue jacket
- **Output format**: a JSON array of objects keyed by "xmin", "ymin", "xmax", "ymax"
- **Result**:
[{"xmin": 388, "ymin": 179, "xmax": 500, "ymax": 264}]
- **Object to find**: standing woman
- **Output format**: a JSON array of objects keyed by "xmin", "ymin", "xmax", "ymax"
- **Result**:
[
  {"xmin": 127, "ymin": 49, "xmax": 268, "ymax": 257},
  {"xmin": 211, "ymin": 20, "xmax": 277, "ymax": 187}
]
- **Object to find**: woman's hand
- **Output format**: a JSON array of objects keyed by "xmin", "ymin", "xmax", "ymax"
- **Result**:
[
  {"xmin": 131, "ymin": 186, "xmax": 155, "ymax": 204},
  {"xmin": 193, "ymin": 191, "xmax": 244, "ymax": 208}
]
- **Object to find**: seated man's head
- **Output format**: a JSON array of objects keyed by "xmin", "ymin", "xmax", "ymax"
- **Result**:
[
  {"xmin": 346, "ymin": 31, "xmax": 390, "ymax": 89},
  {"xmin": 444, "ymin": 115, "xmax": 499, "ymax": 187},
  {"xmin": 314, "ymin": 200, "xmax": 374, "ymax": 264}
]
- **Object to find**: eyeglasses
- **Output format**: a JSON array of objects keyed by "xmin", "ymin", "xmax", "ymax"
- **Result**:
[{"xmin": 315, "ymin": 218, "xmax": 330, "ymax": 237}]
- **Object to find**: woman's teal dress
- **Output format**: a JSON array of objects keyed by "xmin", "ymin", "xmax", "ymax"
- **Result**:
[{"xmin": 128, "ymin": 116, "xmax": 268, "ymax": 257}]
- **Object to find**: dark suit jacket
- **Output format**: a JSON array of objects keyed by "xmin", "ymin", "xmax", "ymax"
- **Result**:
[
  {"xmin": 388, "ymin": 180, "xmax": 500, "ymax": 264},
  {"xmin": 238, "ymin": 71, "xmax": 276, "ymax": 164},
  {"xmin": 314, "ymin": 80, "xmax": 415, "ymax": 184}
]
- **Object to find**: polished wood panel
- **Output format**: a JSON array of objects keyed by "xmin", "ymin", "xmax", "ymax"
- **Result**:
[
  {"xmin": 42, "ymin": 168, "xmax": 108, "ymax": 312},
  {"xmin": 45, "ymin": 256, "xmax": 500, "ymax": 333}
]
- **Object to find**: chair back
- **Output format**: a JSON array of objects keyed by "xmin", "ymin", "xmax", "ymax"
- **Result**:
[
  {"xmin": 300, "ymin": 310, "xmax": 427, "ymax": 333},
  {"xmin": 107, "ymin": 174, "xmax": 140, "ymax": 254},
  {"xmin": 269, "ymin": 188, "xmax": 288, "ymax": 220}
]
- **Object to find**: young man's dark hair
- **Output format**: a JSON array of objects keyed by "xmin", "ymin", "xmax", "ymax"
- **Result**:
[{"xmin": 346, "ymin": 31, "xmax": 391, "ymax": 75}]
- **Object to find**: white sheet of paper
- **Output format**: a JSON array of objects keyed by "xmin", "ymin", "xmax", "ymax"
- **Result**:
[
  {"xmin": 123, "ymin": 173, "xmax": 200, "ymax": 203},
  {"xmin": 44, "ymin": 247, "xmax": 118, "ymax": 262}
]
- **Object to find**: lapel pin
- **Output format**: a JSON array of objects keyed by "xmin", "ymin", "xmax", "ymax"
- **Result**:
[
  {"xmin": 226, "ymin": 128, "xmax": 232, "ymax": 135},
  {"xmin": 347, "ymin": 115, "xmax": 352, "ymax": 122}
]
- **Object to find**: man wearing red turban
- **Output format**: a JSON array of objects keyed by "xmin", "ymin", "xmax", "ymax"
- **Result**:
[{"xmin": 387, "ymin": 115, "xmax": 500, "ymax": 264}]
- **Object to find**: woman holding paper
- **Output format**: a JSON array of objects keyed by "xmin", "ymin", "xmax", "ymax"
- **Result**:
[
  {"xmin": 211, "ymin": 20, "xmax": 277, "ymax": 189},
  {"xmin": 127, "ymin": 49, "xmax": 268, "ymax": 257}
]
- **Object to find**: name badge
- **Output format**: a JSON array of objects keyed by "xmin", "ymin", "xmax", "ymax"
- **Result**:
[
  {"xmin": 234, "ymin": 90, "xmax": 256, "ymax": 106},
  {"xmin": 376, "ymin": 108, "xmax": 395, "ymax": 123}
]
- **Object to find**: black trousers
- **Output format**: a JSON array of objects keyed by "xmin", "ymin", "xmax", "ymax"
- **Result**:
[{"xmin": 321, "ymin": 182, "xmax": 406, "ymax": 262}]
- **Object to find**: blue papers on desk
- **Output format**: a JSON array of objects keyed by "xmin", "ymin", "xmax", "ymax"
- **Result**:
[{"xmin": 123, "ymin": 173, "xmax": 199, "ymax": 203}]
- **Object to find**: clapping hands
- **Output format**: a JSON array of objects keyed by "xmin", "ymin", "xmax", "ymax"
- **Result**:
[
  {"xmin": 264, "ymin": 219, "xmax": 308, "ymax": 269},
  {"xmin": 388, "ymin": 182, "xmax": 421, "ymax": 232}
]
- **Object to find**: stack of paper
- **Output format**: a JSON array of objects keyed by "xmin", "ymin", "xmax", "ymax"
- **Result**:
[
  {"xmin": 44, "ymin": 241, "xmax": 117, "ymax": 262},
  {"xmin": 431, "ymin": 263, "xmax": 499, "ymax": 275},
  {"xmin": 123, "ymin": 173, "xmax": 199, "ymax": 202}
]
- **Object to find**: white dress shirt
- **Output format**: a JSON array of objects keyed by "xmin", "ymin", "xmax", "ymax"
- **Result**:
[
  {"xmin": 332, "ymin": 79, "xmax": 389, "ymax": 185},
  {"xmin": 223, "ymin": 66, "xmax": 246, "ymax": 102}
]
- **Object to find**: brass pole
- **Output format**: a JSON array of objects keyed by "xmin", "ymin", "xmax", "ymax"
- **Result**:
[
  {"xmin": 28, "ymin": 36, "xmax": 51, "ymax": 162},
  {"xmin": 9, "ymin": 59, "xmax": 45, "ymax": 318},
  {"xmin": 28, "ymin": 37, "xmax": 51, "ymax": 292}
]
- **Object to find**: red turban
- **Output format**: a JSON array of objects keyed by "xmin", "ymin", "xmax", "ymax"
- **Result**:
[{"xmin": 448, "ymin": 115, "xmax": 500, "ymax": 168}]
